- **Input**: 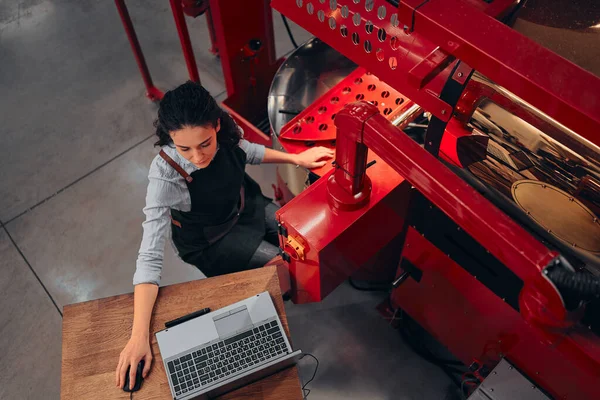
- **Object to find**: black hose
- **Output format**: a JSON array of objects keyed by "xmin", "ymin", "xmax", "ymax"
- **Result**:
[
  {"xmin": 546, "ymin": 269, "xmax": 600, "ymax": 301},
  {"xmin": 281, "ymin": 14, "xmax": 298, "ymax": 49}
]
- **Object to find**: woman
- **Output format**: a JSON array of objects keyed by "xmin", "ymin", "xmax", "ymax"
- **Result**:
[{"xmin": 115, "ymin": 81, "xmax": 333, "ymax": 390}]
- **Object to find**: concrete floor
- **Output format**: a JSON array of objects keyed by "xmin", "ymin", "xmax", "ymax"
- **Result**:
[{"xmin": 0, "ymin": 1, "xmax": 450, "ymax": 399}]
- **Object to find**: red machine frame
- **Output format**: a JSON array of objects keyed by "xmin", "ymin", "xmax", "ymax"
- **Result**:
[
  {"xmin": 115, "ymin": 0, "xmax": 280, "ymax": 146},
  {"xmin": 272, "ymin": 0, "xmax": 600, "ymax": 399},
  {"xmin": 115, "ymin": 0, "xmax": 600, "ymax": 397}
]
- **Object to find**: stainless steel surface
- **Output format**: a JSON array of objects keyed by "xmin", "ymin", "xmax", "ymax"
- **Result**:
[
  {"xmin": 467, "ymin": 359, "xmax": 550, "ymax": 400},
  {"xmin": 511, "ymin": 180, "xmax": 600, "ymax": 253},
  {"xmin": 392, "ymin": 104, "xmax": 423, "ymax": 128},
  {"xmin": 267, "ymin": 38, "xmax": 356, "ymax": 197},
  {"xmin": 267, "ymin": 37, "xmax": 356, "ymax": 136},
  {"xmin": 460, "ymin": 73, "xmax": 600, "ymax": 270},
  {"xmin": 513, "ymin": 0, "xmax": 600, "ymax": 77}
]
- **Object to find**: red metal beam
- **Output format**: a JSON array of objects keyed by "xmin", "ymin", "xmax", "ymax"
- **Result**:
[
  {"xmin": 330, "ymin": 102, "xmax": 576, "ymax": 328},
  {"xmin": 399, "ymin": 0, "xmax": 600, "ymax": 147},
  {"xmin": 169, "ymin": 0, "xmax": 201, "ymax": 83},
  {"xmin": 114, "ymin": 0, "xmax": 164, "ymax": 101}
]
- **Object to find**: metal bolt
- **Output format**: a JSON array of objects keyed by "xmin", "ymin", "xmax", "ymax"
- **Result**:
[
  {"xmin": 502, "ymin": 297, "xmax": 506, "ymax": 302},
  {"xmin": 441, "ymin": 109, "xmax": 447, "ymax": 115},
  {"xmin": 490, "ymin": 388, "xmax": 494, "ymax": 392},
  {"xmin": 493, "ymin": 371, "xmax": 497, "ymax": 375},
  {"xmin": 569, "ymin": 197, "xmax": 574, "ymax": 202},
  {"xmin": 458, "ymin": 72, "xmax": 463, "ymax": 78},
  {"xmin": 532, "ymin": 386, "xmax": 536, "ymax": 389},
  {"xmin": 594, "ymin": 218, "xmax": 598, "ymax": 223},
  {"xmin": 428, "ymin": 141, "xmax": 432, "ymax": 146},
  {"xmin": 542, "ymin": 184, "xmax": 547, "ymax": 188},
  {"xmin": 509, "ymin": 366, "xmax": 513, "ymax": 370},
  {"xmin": 457, "ymin": 227, "xmax": 461, "ymax": 231}
]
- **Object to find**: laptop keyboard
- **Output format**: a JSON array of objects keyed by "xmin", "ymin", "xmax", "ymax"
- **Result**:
[{"xmin": 166, "ymin": 320, "xmax": 288, "ymax": 398}]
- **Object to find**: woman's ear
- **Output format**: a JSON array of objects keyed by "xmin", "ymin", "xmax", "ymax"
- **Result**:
[{"xmin": 216, "ymin": 118, "xmax": 221, "ymax": 133}]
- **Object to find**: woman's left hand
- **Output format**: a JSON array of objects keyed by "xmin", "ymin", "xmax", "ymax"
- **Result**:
[{"xmin": 293, "ymin": 147, "xmax": 335, "ymax": 169}]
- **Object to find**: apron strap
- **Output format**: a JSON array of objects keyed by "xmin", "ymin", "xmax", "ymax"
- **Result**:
[{"xmin": 159, "ymin": 150, "xmax": 193, "ymax": 183}]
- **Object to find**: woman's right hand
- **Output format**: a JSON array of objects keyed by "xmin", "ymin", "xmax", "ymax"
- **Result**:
[{"xmin": 116, "ymin": 334, "xmax": 153, "ymax": 390}]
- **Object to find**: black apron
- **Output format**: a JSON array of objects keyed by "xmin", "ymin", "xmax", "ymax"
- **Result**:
[{"xmin": 159, "ymin": 145, "xmax": 270, "ymax": 277}]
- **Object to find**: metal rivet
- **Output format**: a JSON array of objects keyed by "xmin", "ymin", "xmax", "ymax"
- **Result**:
[
  {"xmin": 569, "ymin": 197, "xmax": 574, "ymax": 202},
  {"xmin": 536, "ymin": 372, "xmax": 539, "ymax": 375},
  {"xmin": 490, "ymin": 389, "xmax": 494, "ymax": 392},
  {"xmin": 532, "ymin": 386, "xmax": 536, "ymax": 389},
  {"xmin": 493, "ymin": 371, "xmax": 497, "ymax": 375},
  {"xmin": 441, "ymin": 109, "xmax": 447, "ymax": 115},
  {"xmin": 509, "ymin": 366, "xmax": 513, "ymax": 370},
  {"xmin": 457, "ymin": 72, "xmax": 463, "ymax": 77}
]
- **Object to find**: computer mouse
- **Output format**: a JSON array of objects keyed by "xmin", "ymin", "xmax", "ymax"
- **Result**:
[{"xmin": 123, "ymin": 360, "xmax": 145, "ymax": 392}]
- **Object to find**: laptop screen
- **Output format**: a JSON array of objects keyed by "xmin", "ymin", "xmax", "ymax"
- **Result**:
[{"xmin": 213, "ymin": 306, "xmax": 253, "ymax": 337}]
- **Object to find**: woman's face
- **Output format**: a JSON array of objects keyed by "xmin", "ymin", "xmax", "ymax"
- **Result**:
[{"xmin": 170, "ymin": 120, "xmax": 220, "ymax": 168}]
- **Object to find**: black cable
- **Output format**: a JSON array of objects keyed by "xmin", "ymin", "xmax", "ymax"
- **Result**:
[
  {"xmin": 281, "ymin": 14, "xmax": 299, "ymax": 49},
  {"xmin": 393, "ymin": 307, "xmax": 466, "ymax": 389},
  {"xmin": 348, "ymin": 277, "xmax": 392, "ymax": 292},
  {"xmin": 401, "ymin": 314, "xmax": 464, "ymax": 367},
  {"xmin": 301, "ymin": 353, "xmax": 319, "ymax": 399}
]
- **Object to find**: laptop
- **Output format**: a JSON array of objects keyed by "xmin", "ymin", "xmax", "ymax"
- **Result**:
[{"xmin": 155, "ymin": 291, "xmax": 303, "ymax": 399}]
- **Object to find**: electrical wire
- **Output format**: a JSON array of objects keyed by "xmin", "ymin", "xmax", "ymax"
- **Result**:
[
  {"xmin": 394, "ymin": 307, "xmax": 467, "ymax": 389},
  {"xmin": 461, "ymin": 378, "xmax": 479, "ymax": 399},
  {"xmin": 300, "ymin": 353, "xmax": 319, "ymax": 399},
  {"xmin": 281, "ymin": 14, "xmax": 299, "ymax": 49}
]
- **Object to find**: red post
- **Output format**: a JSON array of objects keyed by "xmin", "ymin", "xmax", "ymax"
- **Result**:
[
  {"xmin": 205, "ymin": 7, "xmax": 219, "ymax": 56},
  {"xmin": 114, "ymin": 0, "xmax": 163, "ymax": 101},
  {"xmin": 169, "ymin": 0, "xmax": 201, "ymax": 83}
]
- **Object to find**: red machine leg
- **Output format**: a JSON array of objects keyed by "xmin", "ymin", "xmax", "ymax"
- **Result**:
[
  {"xmin": 114, "ymin": 0, "xmax": 164, "ymax": 101},
  {"xmin": 205, "ymin": 7, "xmax": 219, "ymax": 56},
  {"xmin": 169, "ymin": 0, "xmax": 201, "ymax": 83}
]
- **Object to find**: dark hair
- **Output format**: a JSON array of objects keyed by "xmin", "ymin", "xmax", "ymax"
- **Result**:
[{"xmin": 154, "ymin": 81, "xmax": 241, "ymax": 148}]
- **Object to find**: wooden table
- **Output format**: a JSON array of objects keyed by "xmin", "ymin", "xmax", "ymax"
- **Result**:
[{"xmin": 61, "ymin": 266, "xmax": 302, "ymax": 399}]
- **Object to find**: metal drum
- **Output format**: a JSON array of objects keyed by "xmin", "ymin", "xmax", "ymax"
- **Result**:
[
  {"xmin": 267, "ymin": 37, "xmax": 356, "ymax": 203},
  {"xmin": 452, "ymin": 72, "xmax": 600, "ymax": 274}
]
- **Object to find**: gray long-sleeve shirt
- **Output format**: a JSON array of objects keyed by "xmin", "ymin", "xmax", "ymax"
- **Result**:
[{"xmin": 133, "ymin": 140, "xmax": 266, "ymax": 286}]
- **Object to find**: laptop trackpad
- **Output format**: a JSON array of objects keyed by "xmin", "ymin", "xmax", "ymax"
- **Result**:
[{"xmin": 214, "ymin": 306, "xmax": 252, "ymax": 338}]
